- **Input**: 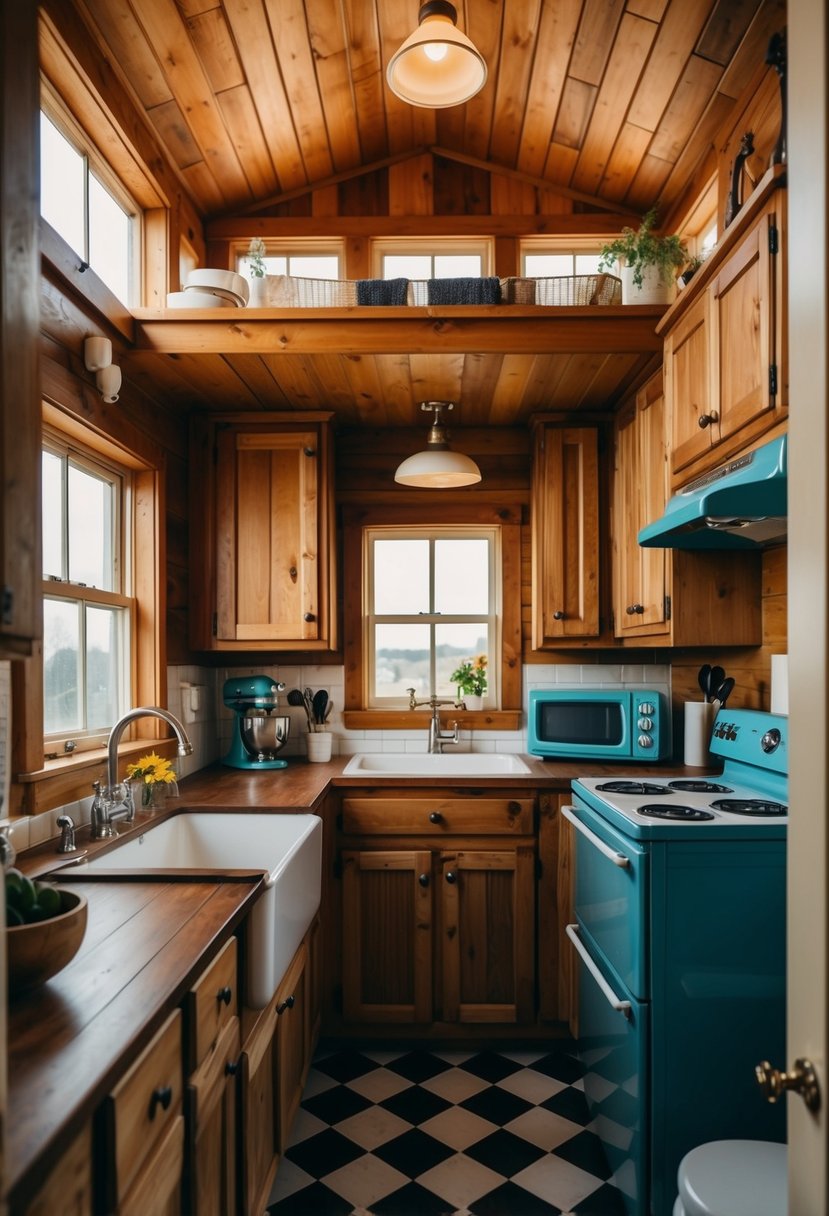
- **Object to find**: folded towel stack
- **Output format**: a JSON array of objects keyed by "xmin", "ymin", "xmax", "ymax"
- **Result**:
[
  {"xmin": 426, "ymin": 276, "xmax": 501, "ymax": 305},
  {"xmin": 356, "ymin": 277, "xmax": 409, "ymax": 305}
]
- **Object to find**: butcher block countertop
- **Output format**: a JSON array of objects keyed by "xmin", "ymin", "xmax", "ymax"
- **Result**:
[{"xmin": 6, "ymin": 876, "xmax": 262, "ymax": 1209}]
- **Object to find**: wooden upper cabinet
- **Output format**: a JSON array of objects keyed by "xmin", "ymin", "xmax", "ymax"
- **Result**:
[
  {"xmin": 612, "ymin": 372, "xmax": 669, "ymax": 639},
  {"xmin": 661, "ymin": 171, "xmax": 787, "ymax": 484},
  {"xmin": 531, "ymin": 424, "xmax": 600, "ymax": 645},
  {"xmin": 190, "ymin": 413, "xmax": 336, "ymax": 652}
]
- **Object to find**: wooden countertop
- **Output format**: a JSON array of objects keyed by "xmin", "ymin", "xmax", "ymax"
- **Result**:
[{"xmin": 6, "ymin": 875, "xmax": 262, "ymax": 1209}]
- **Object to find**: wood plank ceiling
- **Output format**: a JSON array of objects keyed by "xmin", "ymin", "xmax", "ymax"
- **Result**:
[{"xmin": 57, "ymin": 0, "xmax": 786, "ymax": 427}]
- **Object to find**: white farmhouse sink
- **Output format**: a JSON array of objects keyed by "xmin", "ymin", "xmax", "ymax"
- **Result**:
[
  {"xmin": 342, "ymin": 752, "xmax": 532, "ymax": 776},
  {"xmin": 78, "ymin": 813, "xmax": 321, "ymax": 1009}
]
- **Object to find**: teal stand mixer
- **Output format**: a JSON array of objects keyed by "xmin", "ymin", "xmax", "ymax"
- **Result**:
[{"xmin": 223, "ymin": 675, "xmax": 290, "ymax": 769}]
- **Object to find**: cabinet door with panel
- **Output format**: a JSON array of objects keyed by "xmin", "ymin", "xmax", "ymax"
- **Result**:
[
  {"xmin": 612, "ymin": 372, "xmax": 669, "ymax": 639},
  {"xmin": 340, "ymin": 794, "xmax": 536, "ymax": 1027},
  {"xmin": 664, "ymin": 292, "xmax": 715, "ymax": 473},
  {"xmin": 531, "ymin": 425, "xmax": 600, "ymax": 643},
  {"xmin": 190, "ymin": 413, "xmax": 336, "ymax": 652}
]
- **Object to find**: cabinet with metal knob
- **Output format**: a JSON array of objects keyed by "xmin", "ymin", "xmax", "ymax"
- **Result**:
[
  {"xmin": 189, "ymin": 413, "xmax": 337, "ymax": 652},
  {"xmin": 338, "ymin": 793, "xmax": 536, "ymax": 1027},
  {"xmin": 659, "ymin": 170, "xmax": 787, "ymax": 483},
  {"xmin": 611, "ymin": 369, "xmax": 761, "ymax": 646}
]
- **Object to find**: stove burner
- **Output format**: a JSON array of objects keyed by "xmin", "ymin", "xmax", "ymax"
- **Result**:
[
  {"xmin": 667, "ymin": 779, "xmax": 733, "ymax": 794},
  {"xmin": 710, "ymin": 798, "xmax": 787, "ymax": 817},
  {"xmin": 636, "ymin": 803, "xmax": 716, "ymax": 822},
  {"xmin": 595, "ymin": 780, "xmax": 669, "ymax": 795}
]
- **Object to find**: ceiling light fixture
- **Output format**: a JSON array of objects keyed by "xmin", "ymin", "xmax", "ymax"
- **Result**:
[
  {"xmin": 386, "ymin": 1, "xmax": 487, "ymax": 109},
  {"xmin": 394, "ymin": 402, "xmax": 482, "ymax": 488}
]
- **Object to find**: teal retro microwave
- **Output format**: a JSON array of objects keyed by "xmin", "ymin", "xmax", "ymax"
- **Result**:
[{"xmin": 527, "ymin": 689, "xmax": 670, "ymax": 761}]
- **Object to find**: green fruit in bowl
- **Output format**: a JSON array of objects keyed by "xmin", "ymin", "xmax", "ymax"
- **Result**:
[
  {"xmin": 6, "ymin": 872, "xmax": 65, "ymax": 925},
  {"xmin": 6, "ymin": 870, "xmax": 36, "ymax": 915},
  {"xmin": 35, "ymin": 884, "xmax": 62, "ymax": 918}
]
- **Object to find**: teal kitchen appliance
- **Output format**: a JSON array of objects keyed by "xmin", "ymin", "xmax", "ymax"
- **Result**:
[
  {"xmin": 223, "ymin": 676, "xmax": 289, "ymax": 770},
  {"xmin": 565, "ymin": 709, "xmax": 787, "ymax": 1214}
]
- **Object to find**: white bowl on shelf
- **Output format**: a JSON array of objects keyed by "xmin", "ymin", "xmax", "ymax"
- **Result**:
[
  {"xmin": 165, "ymin": 290, "xmax": 239, "ymax": 309},
  {"xmin": 184, "ymin": 268, "xmax": 250, "ymax": 305}
]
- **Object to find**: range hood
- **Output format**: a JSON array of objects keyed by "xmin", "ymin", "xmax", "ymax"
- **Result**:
[{"xmin": 638, "ymin": 434, "xmax": 787, "ymax": 550}]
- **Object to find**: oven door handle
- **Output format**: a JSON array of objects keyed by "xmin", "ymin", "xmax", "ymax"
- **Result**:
[
  {"xmin": 566, "ymin": 924, "xmax": 632, "ymax": 1018},
  {"xmin": 561, "ymin": 805, "xmax": 631, "ymax": 868}
]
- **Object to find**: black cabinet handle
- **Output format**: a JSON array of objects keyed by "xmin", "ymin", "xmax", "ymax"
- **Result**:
[
  {"xmin": 277, "ymin": 994, "xmax": 296, "ymax": 1014},
  {"xmin": 626, "ymin": 603, "xmax": 644, "ymax": 615},
  {"xmin": 698, "ymin": 411, "xmax": 719, "ymax": 429},
  {"xmin": 225, "ymin": 1060, "xmax": 239, "ymax": 1077},
  {"xmin": 445, "ymin": 871, "xmax": 457, "ymax": 885},
  {"xmin": 303, "ymin": 612, "xmax": 315, "ymax": 622},
  {"xmin": 418, "ymin": 872, "xmax": 430, "ymax": 887},
  {"xmin": 217, "ymin": 986, "xmax": 232, "ymax": 1006},
  {"xmin": 148, "ymin": 1085, "xmax": 173, "ymax": 1121},
  {"xmin": 429, "ymin": 811, "xmax": 443, "ymax": 824},
  {"xmin": 508, "ymin": 801, "xmax": 521, "ymax": 815},
  {"xmin": 553, "ymin": 610, "xmax": 565, "ymax": 620}
]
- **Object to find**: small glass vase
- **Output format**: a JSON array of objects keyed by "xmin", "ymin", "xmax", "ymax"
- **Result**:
[{"xmin": 132, "ymin": 780, "xmax": 174, "ymax": 812}]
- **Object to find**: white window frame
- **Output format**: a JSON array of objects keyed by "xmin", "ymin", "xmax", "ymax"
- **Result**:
[
  {"xmin": 364, "ymin": 525, "xmax": 500, "ymax": 708},
  {"xmin": 519, "ymin": 237, "xmax": 609, "ymax": 277},
  {"xmin": 39, "ymin": 104, "xmax": 139, "ymax": 306},
  {"xmin": 42, "ymin": 429, "xmax": 134, "ymax": 758},
  {"xmin": 233, "ymin": 238, "xmax": 345, "ymax": 280},
  {"xmin": 371, "ymin": 237, "xmax": 493, "ymax": 279}
]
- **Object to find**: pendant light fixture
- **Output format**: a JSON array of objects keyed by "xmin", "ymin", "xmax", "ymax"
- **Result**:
[
  {"xmin": 386, "ymin": 1, "xmax": 487, "ymax": 109},
  {"xmin": 394, "ymin": 402, "xmax": 482, "ymax": 488}
]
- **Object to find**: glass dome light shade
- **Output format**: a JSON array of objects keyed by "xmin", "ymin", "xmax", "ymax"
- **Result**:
[
  {"xmin": 386, "ymin": 2, "xmax": 487, "ymax": 108},
  {"xmin": 394, "ymin": 448, "xmax": 482, "ymax": 488}
]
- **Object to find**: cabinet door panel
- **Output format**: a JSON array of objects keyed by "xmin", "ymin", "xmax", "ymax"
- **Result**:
[
  {"xmin": 440, "ymin": 848, "xmax": 535, "ymax": 1024},
  {"xmin": 667, "ymin": 293, "xmax": 716, "ymax": 473},
  {"xmin": 186, "ymin": 1016, "xmax": 240, "ymax": 1216},
  {"xmin": 120, "ymin": 1115, "xmax": 184, "ymax": 1216},
  {"xmin": 712, "ymin": 214, "xmax": 772, "ymax": 437},
  {"xmin": 342, "ymin": 850, "xmax": 433, "ymax": 1023},
  {"xmin": 276, "ymin": 943, "xmax": 309, "ymax": 1151},
  {"xmin": 532, "ymin": 426, "xmax": 600, "ymax": 642}
]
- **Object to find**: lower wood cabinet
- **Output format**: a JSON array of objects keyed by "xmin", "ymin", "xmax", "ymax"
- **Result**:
[
  {"xmin": 339, "ymin": 794, "xmax": 536, "ymax": 1028},
  {"xmin": 239, "ymin": 925, "xmax": 318, "ymax": 1216},
  {"xmin": 17, "ymin": 1125, "xmax": 93, "ymax": 1216}
]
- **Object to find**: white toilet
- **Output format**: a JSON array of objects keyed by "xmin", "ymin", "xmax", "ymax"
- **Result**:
[{"xmin": 673, "ymin": 1140, "xmax": 787, "ymax": 1216}]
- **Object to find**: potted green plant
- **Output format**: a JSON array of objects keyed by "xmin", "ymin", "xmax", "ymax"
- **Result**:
[
  {"xmin": 246, "ymin": 237, "xmax": 268, "ymax": 305},
  {"xmin": 598, "ymin": 207, "xmax": 687, "ymax": 304},
  {"xmin": 449, "ymin": 654, "xmax": 488, "ymax": 709}
]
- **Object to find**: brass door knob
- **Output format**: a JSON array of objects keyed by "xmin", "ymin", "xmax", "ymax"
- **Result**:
[{"xmin": 756, "ymin": 1058, "xmax": 820, "ymax": 1112}]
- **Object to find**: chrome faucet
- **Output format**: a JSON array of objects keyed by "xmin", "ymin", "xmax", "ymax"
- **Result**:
[
  {"xmin": 406, "ymin": 688, "xmax": 466, "ymax": 754},
  {"xmin": 91, "ymin": 706, "xmax": 193, "ymax": 839}
]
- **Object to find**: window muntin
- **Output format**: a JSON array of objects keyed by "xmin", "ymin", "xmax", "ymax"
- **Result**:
[
  {"xmin": 366, "ymin": 528, "xmax": 498, "ymax": 706},
  {"xmin": 520, "ymin": 242, "xmax": 605, "ymax": 277},
  {"xmin": 42, "ymin": 436, "xmax": 132, "ymax": 752},
  {"xmin": 39, "ymin": 111, "xmax": 135, "ymax": 306}
]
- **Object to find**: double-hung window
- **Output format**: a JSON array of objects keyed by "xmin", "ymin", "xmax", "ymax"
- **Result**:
[
  {"xmin": 372, "ymin": 238, "xmax": 492, "ymax": 281},
  {"xmin": 366, "ymin": 527, "xmax": 498, "ymax": 707},
  {"xmin": 42, "ymin": 433, "xmax": 132, "ymax": 756}
]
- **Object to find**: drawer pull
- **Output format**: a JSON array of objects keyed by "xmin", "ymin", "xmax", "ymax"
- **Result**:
[
  {"xmin": 225, "ymin": 1060, "xmax": 239, "ymax": 1077},
  {"xmin": 698, "ymin": 410, "xmax": 719, "ymax": 429},
  {"xmin": 418, "ymin": 872, "xmax": 430, "ymax": 887},
  {"xmin": 217, "ymin": 986, "xmax": 232, "ymax": 1006},
  {"xmin": 148, "ymin": 1085, "xmax": 173, "ymax": 1121},
  {"xmin": 277, "ymin": 995, "xmax": 296, "ymax": 1015},
  {"xmin": 445, "ymin": 870, "xmax": 457, "ymax": 885},
  {"xmin": 626, "ymin": 603, "xmax": 644, "ymax": 615},
  {"xmin": 508, "ymin": 800, "xmax": 521, "ymax": 815},
  {"xmin": 553, "ymin": 610, "xmax": 565, "ymax": 620},
  {"xmin": 429, "ymin": 811, "xmax": 443, "ymax": 824},
  {"xmin": 566, "ymin": 924, "xmax": 632, "ymax": 1018}
]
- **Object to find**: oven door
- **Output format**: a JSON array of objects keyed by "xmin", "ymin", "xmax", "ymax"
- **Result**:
[
  {"xmin": 567, "ymin": 923, "xmax": 649, "ymax": 1216},
  {"xmin": 564, "ymin": 798, "xmax": 649, "ymax": 1000}
]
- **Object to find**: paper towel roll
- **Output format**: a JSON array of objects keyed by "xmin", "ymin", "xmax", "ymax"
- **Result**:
[
  {"xmin": 684, "ymin": 701, "xmax": 715, "ymax": 767},
  {"xmin": 770, "ymin": 654, "xmax": 788, "ymax": 715}
]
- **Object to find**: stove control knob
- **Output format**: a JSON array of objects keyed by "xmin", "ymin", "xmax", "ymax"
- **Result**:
[
  {"xmin": 639, "ymin": 701, "xmax": 655, "ymax": 715},
  {"xmin": 638, "ymin": 716, "xmax": 653, "ymax": 731},
  {"xmin": 761, "ymin": 728, "xmax": 782, "ymax": 754},
  {"xmin": 638, "ymin": 734, "xmax": 654, "ymax": 749}
]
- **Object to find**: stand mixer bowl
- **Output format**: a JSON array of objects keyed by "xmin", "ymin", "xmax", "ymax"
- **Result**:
[{"xmin": 240, "ymin": 712, "xmax": 290, "ymax": 761}]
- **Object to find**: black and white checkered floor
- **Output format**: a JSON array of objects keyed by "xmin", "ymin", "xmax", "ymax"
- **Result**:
[{"xmin": 266, "ymin": 1045, "xmax": 626, "ymax": 1215}]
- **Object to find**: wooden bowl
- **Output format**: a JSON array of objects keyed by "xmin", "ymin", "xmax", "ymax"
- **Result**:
[{"xmin": 7, "ymin": 889, "xmax": 88, "ymax": 994}]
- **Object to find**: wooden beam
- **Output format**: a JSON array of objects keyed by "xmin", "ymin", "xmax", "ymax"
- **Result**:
[
  {"xmin": 132, "ymin": 308, "xmax": 665, "ymax": 357},
  {"xmin": 205, "ymin": 212, "xmax": 639, "ymax": 241}
]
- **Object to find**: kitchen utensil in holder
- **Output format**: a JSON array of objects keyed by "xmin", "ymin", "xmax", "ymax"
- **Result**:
[{"xmin": 684, "ymin": 701, "xmax": 715, "ymax": 767}]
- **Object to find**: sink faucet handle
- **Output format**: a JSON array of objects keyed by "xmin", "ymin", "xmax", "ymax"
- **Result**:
[{"xmin": 56, "ymin": 814, "xmax": 78, "ymax": 854}]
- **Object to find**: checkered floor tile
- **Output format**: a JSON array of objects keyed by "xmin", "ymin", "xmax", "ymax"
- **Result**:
[{"xmin": 267, "ymin": 1046, "xmax": 627, "ymax": 1215}]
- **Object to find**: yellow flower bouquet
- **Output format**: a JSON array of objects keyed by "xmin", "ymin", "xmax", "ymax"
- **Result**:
[
  {"xmin": 449, "ymin": 654, "xmax": 488, "ymax": 698},
  {"xmin": 125, "ymin": 752, "xmax": 179, "ymax": 809}
]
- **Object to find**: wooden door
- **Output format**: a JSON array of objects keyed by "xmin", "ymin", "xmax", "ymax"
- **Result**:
[
  {"xmin": 439, "ymin": 847, "xmax": 535, "ymax": 1024},
  {"xmin": 711, "ymin": 205, "xmax": 777, "ymax": 441},
  {"xmin": 186, "ymin": 1016, "xmax": 240, "ymax": 1216},
  {"xmin": 531, "ymin": 425, "xmax": 600, "ymax": 643},
  {"xmin": 666, "ymin": 291, "xmax": 717, "ymax": 474},
  {"xmin": 275, "ymin": 942, "xmax": 309, "ymax": 1152},
  {"xmin": 341, "ymin": 850, "xmax": 433, "ymax": 1023},
  {"xmin": 240, "ymin": 1000, "xmax": 279, "ymax": 1216},
  {"xmin": 216, "ymin": 428, "xmax": 320, "ymax": 643}
]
